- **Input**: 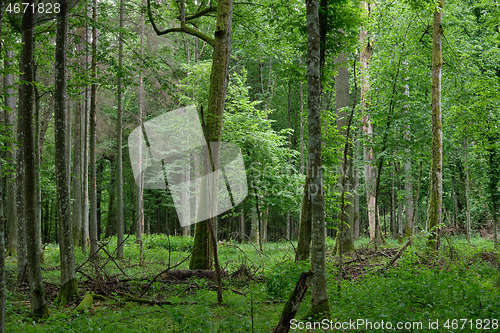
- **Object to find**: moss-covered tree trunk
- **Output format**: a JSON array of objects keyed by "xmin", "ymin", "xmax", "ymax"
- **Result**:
[
  {"xmin": 427, "ymin": 0, "xmax": 444, "ymax": 251},
  {"xmin": 306, "ymin": 0, "xmax": 330, "ymax": 318},
  {"xmin": 54, "ymin": 0, "xmax": 78, "ymax": 305},
  {"xmin": 19, "ymin": 3, "xmax": 49, "ymax": 317},
  {"xmin": 190, "ymin": 0, "xmax": 233, "ymax": 273}
]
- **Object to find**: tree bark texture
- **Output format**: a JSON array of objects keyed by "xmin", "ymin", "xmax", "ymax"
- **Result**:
[
  {"xmin": 54, "ymin": 0, "xmax": 78, "ymax": 304},
  {"xmin": 4, "ymin": 49, "xmax": 18, "ymax": 257},
  {"xmin": 19, "ymin": 4, "xmax": 49, "ymax": 317},
  {"xmin": 464, "ymin": 138, "xmax": 471, "ymax": 243},
  {"xmin": 0, "ymin": 2, "xmax": 7, "ymax": 330},
  {"xmin": 404, "ymin": 160, "xmax": 414, "ymax": 237},
  {"xmin": 116, "ymin": 0, "xmax": 125, "ymax": 258},
  {"xmin": 296, "ymin": 175, "xmax": 311, "ymax": 262},
  {"xmin": 72, "ymin": 26, "xmax": 84, "ymax": 247},
  {"xmin": 427, "ymin": 0, "xmax": 444, "ymax": 251},
  {"xmin": 89, "ymin": 0, "xmax": 99, "ymax": 258},
  {"xmin": 306, "ymin": 0, "xmax": 330, "ymax": 317},
  {"xmin": 190, "ymin": 0, "xmax": 233, "ymax": 273},
  {"xmin": 360, "ymin": 0, "xmax": 377, "ymax": 243},
  {"xmin": 135, "ymin": 0, "xmax": 146, "ymax": 252}
]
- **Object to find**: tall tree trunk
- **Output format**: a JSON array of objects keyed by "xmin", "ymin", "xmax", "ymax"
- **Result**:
[
  {"xmin": 334, "ymin": 52, "xmax": 355, "ymax": 254},
  {"xmin": 250, "ymin": 205, "xmax": 259, "ymax": 243},
  {"xmin": 427, "ymin": 0, "xmax": 444, "ymax": 251},
  {"xmin": 404, "ymin": 160, "xmax": 414, "ymax": 237},
  {"xmin": 0, "ymin": 148, "xmax": 5, "ymax": 332},
  {"xmin": 135, "ymin": 0, "xmax": 146, "ymax": 252},
  {"xmin": 353, "ymin": 140, "xmax": 360, "ymax": 238},
  {"xmin": 240, "ymin": 207, "xmax": 245, "ymax": 242},
  {"xmin": 104, "ymin": 160, "xmax": 116, "ymax": 238},
  {"xmin": 19, "ymin": 4, "xmax": 49, "ymax": 317},
  {"xmin": 4, "ymin": 49, "xmax": 18, "ymax": 257},
  {"xmin": 82, "ymin": 97, "xmax": 89, "ymax": 252},
  {"xmin": 299, "ymin": 74, "xmax": 305, "ymax": 175},
  {"xmin": 89, "ymin": 0, "xmax": 99, "ymax": 258},
  {"xmin": 295, "ymin": 66, "xmax": 311, "ymax": 261},
  {"xmin": 116, "ymin": 0, "xmax": 125, "ymax": 258},
  {"xmin": 16, "ymin": 85, "xmax": 27, "ymax": 283},
  {"xmin": 360, "ymin": 0, "xmax": 377, "ymax": 243},
  {"xmin": 464, "ymin": 138, "xmax": 471, "ymax": 243},
  {"xmin": 306, "ymin": 0, "xmax": 329, "ymax": 318},
  {"xmin": 190, "ymin": 0, "xmax": 233, "ymax": 276},
  {"xmin": 390, "ymin": 165, "xmax": 396, "ymax": 236},
  {"xmin": 286, "ymin": 80, "xmax": 292, "ymax": 241},
  {"xmin": 412, "ymin": 160, "xmax": 423, "ymax": 229},
  {"xmin": 395, "ymin": 163, "xmax": 403, "ymax": 237},
  {"xmin": 54, "ymin": 0, "xmax": 78, "ymax": 304},
  {"xmin": 0, "ymin": 2, "xmax": 7, "ymax": 330},
  {"xmin": 82, "ymin": 6, "xmax": 91, "ymax": 253},
  {"xmin": 72, "ymin": 24, "xmax": 86, "ymax": 247},
  {"xmin": 33, "ymin": 66, "xmax": 43, "ymax": 263},
  {"xmin": 262, "ymin": 205, "xmax": 268, "ymax": 242},
  {"xmin": 487, "ymin": 139, "xmax": 499, "ymax": 249},
  {"xmin": 295, "ymin": 175, "xmax": 311, "ymax": 261}
]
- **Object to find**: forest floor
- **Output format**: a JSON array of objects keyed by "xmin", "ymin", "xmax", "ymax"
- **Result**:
[{"xmin": 4, "ymin": 233, "xmax": 499, "ymax": 332}]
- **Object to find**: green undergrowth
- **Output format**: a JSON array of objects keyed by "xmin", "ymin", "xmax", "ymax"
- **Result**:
[
  {"xmin": 324, "ymin": 234, "xmax": 500, "ymax": 332},
  {"xmin": 4, "ymin": 234, "xmax": 499, "ymax": 332}
]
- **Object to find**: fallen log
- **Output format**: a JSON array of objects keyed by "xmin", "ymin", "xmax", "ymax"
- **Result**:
[
  {"xmin": 160, "ymin": 269, "xmax": 227, "ymax": 281},
  {"xmin": 121, "ymin": 293, "xmax": 197, "ymax": 306},
  {"xmin": 273, "ymin": 271, "xmax": 313, "ymax": 333}
]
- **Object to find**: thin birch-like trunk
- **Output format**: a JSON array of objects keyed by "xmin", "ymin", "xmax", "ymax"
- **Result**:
[
  {"xmin": 464, "ymin": 138, "xmax": 471, "ymax": 243},
  {"xmin": 89, "ymin": 0, "xmax": 99, "ymax": 258},
  {"xmin": 116, "ymin": 0, "xmax": 125, "ymax": 258}
]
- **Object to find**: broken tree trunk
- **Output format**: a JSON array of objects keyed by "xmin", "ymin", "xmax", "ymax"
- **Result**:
[{"xmin": 273, "ymin": 271, "xmax": 313, "ymax": 333}]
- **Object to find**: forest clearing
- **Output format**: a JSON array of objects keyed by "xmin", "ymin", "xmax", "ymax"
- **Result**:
[{"xmin": 0, "ymin": 0, "xmax": 499, "ymax": 331}]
